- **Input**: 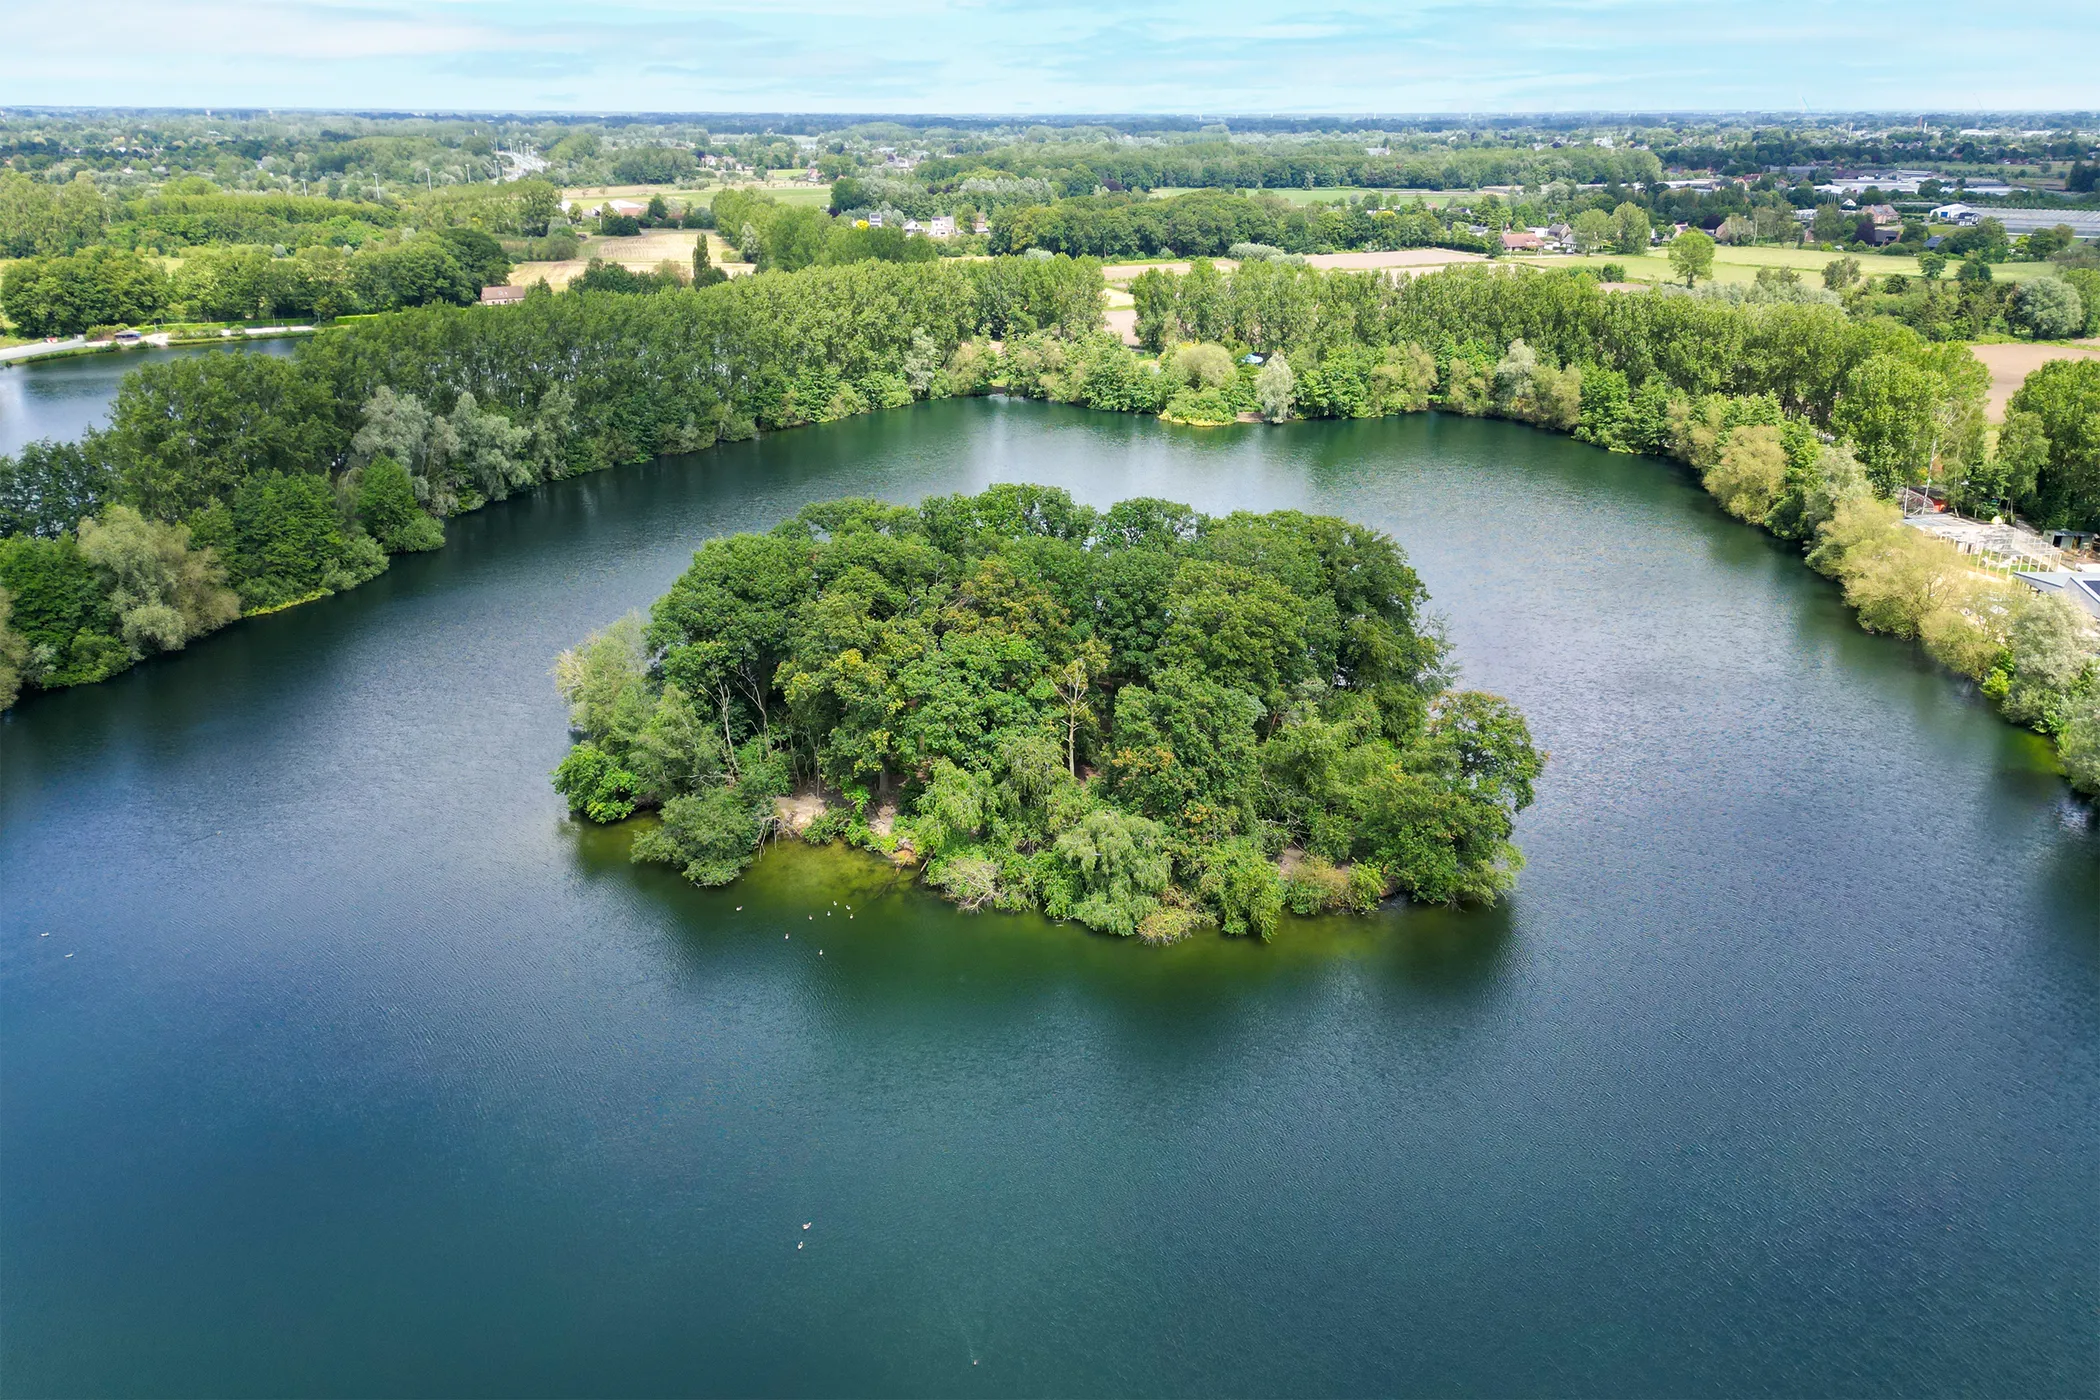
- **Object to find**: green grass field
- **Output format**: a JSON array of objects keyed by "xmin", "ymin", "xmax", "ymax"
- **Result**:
[{"xmin": 1509, "ymin": 244, "xmax": 2062, "ymax": 287}]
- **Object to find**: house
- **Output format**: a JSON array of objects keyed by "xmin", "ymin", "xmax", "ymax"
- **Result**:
[
  {"xmin": 973, "ymin": 216, "xmax": 990, "ymax": 236},
  {"xmin": 1545, "ymin": 222, "xmax": 1573, "ymax": 242},
  {"xmin": 902, "ymin": 219, "xmax": 923, "ymax": 235},
  {"xmin": 1500, "ymin": 230, "xmax": 1545, "ymax": 251},
  {"xmin": 1924, "ymin": 234, "xmax": 1946, "ymax": 251},
  {"xmin": 1865, "ymin": 225, "xmax": 1902, "ymax": 246},
  {"xmin": 1864, "ymin": 204, "xmax": 1900, "ymax": 226},
  {"xmin": 928, "ymin": 215, "xmax": 956, "ymax": 239},
  {"xmin": 480, "ymin": 285, "xmax": 527, "ymax": 305}
]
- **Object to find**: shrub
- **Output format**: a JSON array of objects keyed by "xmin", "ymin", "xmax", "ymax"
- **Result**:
[{"xmin": 2012, "ymin": 277, "xmax": 2086, "ymax": 340}]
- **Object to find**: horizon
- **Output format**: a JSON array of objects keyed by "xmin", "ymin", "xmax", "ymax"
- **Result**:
[{"xmin": 5, "ymin": 0, "xmax": 2097, "ymax": 114}]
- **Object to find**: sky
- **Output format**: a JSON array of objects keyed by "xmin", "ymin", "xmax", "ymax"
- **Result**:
[{"xmin": 3, "ymin": 0, "xmax": 2095, "ymax": 115}]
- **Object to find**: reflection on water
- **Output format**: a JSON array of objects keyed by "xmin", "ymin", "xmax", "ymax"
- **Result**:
[{"xmin": 3, "ymin": 399, "xmax": 2094, "ymax": 1397}]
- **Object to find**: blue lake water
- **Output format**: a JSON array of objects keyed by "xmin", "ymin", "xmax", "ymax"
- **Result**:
[{"xmin": 3, "ymin": 398, "xmax": 2096, "ymax": 1395}]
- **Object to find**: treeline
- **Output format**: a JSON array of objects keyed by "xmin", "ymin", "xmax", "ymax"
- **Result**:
[
  {"xmin": 5, "ymin": 253, "xmax": 2095, "ymax": 803},
  {"xmin": 0, "ymin": 171, "xmax": 407, "ymax": 258},
  {"xmin": 993, "ymin": 261, "xmax": 2100, "ymax": 792},
  {"xmin": 0, "ymin": 255, "xmax": 1104, "ymax": 707},
  {"xmin": 914, "ymin": 137, "xmax": 1664, "ymax": 194},
  {"xmin": 0, "ymin": 228, "xmax": 514, "ymax": 334},
  {"xmin": 711, "ymin": 189, "xmax": 945, "ymax": 271},
  {"xmin": 989, "ymin": 189, "xmax": 1490, "ymax": 260},
  {"xmin": 554, "ymin": 487, "xmax": 1541, "ymax": 930}
]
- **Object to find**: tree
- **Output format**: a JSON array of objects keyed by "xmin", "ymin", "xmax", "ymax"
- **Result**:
[
  {"xmin": 1570, "ymin": 208, "xmax": 1613, "ymax": 255},
  {"xmin": 1, "ymin": 248, "xmax": 169, "ymax": 335},
  {"xmin": 1957, "ymin": 255, "xmax": 1993, "ymax": 284},
  {"xmin": 0, "ymin": 440, "xmax": 112, "ymax": 539},
  {"xmin": 1255, "ymin": 354, "xmax": 1296, "ymax": 422},
  {"xmin": 0, "ymin": 585, "xmax": 26, "ymax": 709},
  {"xmin": 2005, "ymin": 359, "xmax": 2100, "ymax": 529},
  {"xmin": 1833, "ymin": 354, "xmax": 1943, "ymax": 495},
  {"xmin": 692, "ymin": 233, "xmax": 726, "ymax": 287},
  {"xmin": 1705, "ymin": 425, "xmax": 1788, "ymax": 523},
  {"xmin": 433, "ymin": 226, "xmax": 512, "ymax": 287},
  {"xmin": 353, "ymin": 456, "xmax": 444, "ymax": 553},
  {"xmin": 1918, "ymin": 251, "xmax": 1948, "ymax": 280},
  {"xmin": 1667, "ymin": 229, "xmax": 1714, "ymax": 288},
  {"xmin": 1811, "ymin": 203, "xmax": 1852, "ymax": 245},
  {"xmin": 75, "ymin": 506, "xmax": 240, "ymax": 654},
  {"xmin": 1609, "ymin": 202, "xmax": 1651, "ymax": 255},
  {"xmin": 2011, "ymin": 277, "xmax": 2085, "ymax": 340},
  {"xmin": 1821, "ymin": 255, "xmax": 1862, "ymax": 292}
]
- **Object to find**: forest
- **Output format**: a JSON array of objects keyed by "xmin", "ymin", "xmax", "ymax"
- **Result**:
[
  {"xmin": 0, "ymin": 255, "xmax": 1101, "ymax": 706},
  {"xmin": 2, "ymin": 253, "xmax": 2094, "ymax": 802},
  {"xmin": 551, "ymin": 486, "xmax": 1542, "ymax": 934}
]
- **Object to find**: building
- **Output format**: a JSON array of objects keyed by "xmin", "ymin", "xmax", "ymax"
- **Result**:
[
  {"xmin": 1930, "ymin": 202, "xmax": 1982, "ymax": 225},
  {"xmin": 1864, "ymin": 204, "xmax": 1900, "ymax": 226},
  {"xmin": 480, "ymin": 285, "xmax": 527, "ymax": 305},
  {"xmin": 1500, "ymin": 230, "xmax": 1545, "ymax": 251},
  {"xmin": 928, "ymin": 215, "xmax": 956, "ymax": 239}
]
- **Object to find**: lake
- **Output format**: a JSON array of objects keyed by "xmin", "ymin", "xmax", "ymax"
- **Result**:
[
  {"xmin": 0, "ymin": 340, "xmax": 298, "ymax": 456},
  {"xmin": 3, "ymin": 396, "xmax": 2095, "ymax": 1396}
]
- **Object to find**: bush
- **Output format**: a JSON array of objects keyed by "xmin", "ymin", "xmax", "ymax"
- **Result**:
[
  {"xmin": 2012, "ymin": 277, "xmax": 2086, "ymax": 340},
  {"xmin": 553, "ymin": 742, "xmax": 639, "ymax": 823},
  {"xmin": 1282, "ymin": 855, "xmax": 1348, "ymax": 914},
  {"xmin": 1705, "ymin": 425, "xmax": 1788, "ymax": 524}
]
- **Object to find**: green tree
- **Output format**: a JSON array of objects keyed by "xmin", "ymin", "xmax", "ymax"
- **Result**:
[
  {"xmin": 2011, "ymin": 277, "xmax": 2085, "ymax": 340},
  {"xmin": 0, "ymin": 440, "xmax": 113, "ymax": 539},
  {"xmin": 76, "ymin": 505, "xmax": 240, "ymax": 653},
  {"xmin": 1255, "ymin": 354, "xmax": 1295, "ymax": 422},
  {"xmin": 1570, "ymin": 208, "xmax": 1614, "ymax": 255},
  {"xmin": 1609, "ymin": 202, "xmax": 1651, "ymax": 255},
  {"xmin": 353, "ymin": 456, "xmax": 444, "ymax": 553},
  {"xmin": 1667, "ymin": 229, "xmax": 1715, "ymax": 288},
  {"xmin": 1, "ymin": 248, "xmax": 169, "ymax": 335}
]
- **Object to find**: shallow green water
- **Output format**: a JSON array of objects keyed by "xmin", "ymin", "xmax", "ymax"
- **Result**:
[{"xmin": 3, "ymin": 399, "xmax": 2095, "ymax": 1396}]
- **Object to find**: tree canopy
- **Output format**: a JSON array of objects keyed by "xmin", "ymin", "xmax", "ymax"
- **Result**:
[{"xmin": 553, "ymin": 487, "xmax": 1543, "ymax": 936}]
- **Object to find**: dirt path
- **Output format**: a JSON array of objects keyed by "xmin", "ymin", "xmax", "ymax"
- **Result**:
[{"xmin": 1970, "ymin": 341, "xmax": 2100, "ymax": 420}]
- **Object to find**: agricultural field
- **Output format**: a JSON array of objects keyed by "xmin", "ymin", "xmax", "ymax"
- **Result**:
[
  {"xmin": 1510, "ymin": 244, "xmax": 2067, "ymax": 286},
  {"xmin": 507, "ymin": 227, "xmax": 749, "ymax": 291}
]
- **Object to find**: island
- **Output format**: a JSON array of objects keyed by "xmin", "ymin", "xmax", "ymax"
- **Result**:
[{"xmin": 552, "ymin": 485, "xmax": 1541, "ymax": 940}]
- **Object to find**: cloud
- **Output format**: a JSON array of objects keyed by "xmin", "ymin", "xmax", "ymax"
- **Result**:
[{"xmin": 1, "ymin": 0, "xmax": 2093, "ymax": 110}]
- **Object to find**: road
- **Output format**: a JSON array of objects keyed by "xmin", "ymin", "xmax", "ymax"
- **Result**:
[{"xmin": 0, "ymin": 337, "xmax": 87, "ymax": 364}]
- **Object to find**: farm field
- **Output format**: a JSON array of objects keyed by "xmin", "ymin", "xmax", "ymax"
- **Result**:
[
  {"xmin": 1968, "ymin": 339, "xmax": 2100, "ymax": 418},
  {"xmin": 1510, "ymin": 245, "xmax": 2066, "ymax": 286},
  {"xmin": 508, "ymin": 229, "xmax": 751, "ymax": 291}
]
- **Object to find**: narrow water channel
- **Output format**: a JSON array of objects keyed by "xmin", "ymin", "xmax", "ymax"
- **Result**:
[{"xmin": 3, "ymin": 398, "xmax": 2095, "ymax": 1396}]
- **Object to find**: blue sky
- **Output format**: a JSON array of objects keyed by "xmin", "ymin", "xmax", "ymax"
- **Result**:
[{"xmin": 4, "ymin": 0, "xmax": 2094, "ymax": 114}]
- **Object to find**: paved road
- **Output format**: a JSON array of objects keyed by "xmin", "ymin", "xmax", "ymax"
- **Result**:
[{"xmin": 0, "ymin": 337, "xmax": 87, "ymax": 364}]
